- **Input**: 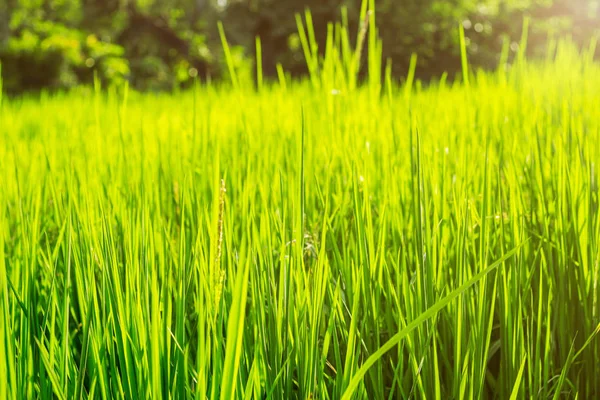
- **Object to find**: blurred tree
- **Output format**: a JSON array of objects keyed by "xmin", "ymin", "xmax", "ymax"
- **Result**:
[
  {"xmin": 0, "ymin": 0, "xmax": 214, "ymax": 92},
  {"xmin": 0, "ymin": 0, "xmax": 129, "ymax": 91},
  {"xmin": 0, "ymin": 0, "xmax": 598, "ymax": 92},
  {"xmin": 116, "ymin": 0, "xmax": 213, "ymax": 89}
]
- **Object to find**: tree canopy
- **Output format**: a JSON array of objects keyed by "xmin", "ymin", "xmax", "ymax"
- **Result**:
[{"xmin": 0, "ymin": 0, "xmax": 598, "ymax": 92}]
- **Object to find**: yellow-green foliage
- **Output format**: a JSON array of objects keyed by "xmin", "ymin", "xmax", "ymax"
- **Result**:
[{"xmin": 1, "ymin": 16, "xmax": 600, "ymax": 400}]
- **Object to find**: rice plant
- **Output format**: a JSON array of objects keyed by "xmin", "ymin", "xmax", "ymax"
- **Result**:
[{"xmin": 1, "ymin": 2, "xmax": 599, "ymax": 398}]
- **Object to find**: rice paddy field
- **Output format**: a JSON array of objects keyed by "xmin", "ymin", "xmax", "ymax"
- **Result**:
[{"xmin": 1, "ymin": 14, "xmax": 600, "ymax": 400}]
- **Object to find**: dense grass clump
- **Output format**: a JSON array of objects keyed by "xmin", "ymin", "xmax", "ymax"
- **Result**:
[{"xmin": 1, "ymin": 8, "xmax": 600, "ymax": 400}]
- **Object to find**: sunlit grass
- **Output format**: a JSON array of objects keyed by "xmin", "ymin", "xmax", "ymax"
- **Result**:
[{"xmin": 1, "ymin": 3, "xmax": 600, "ymax": 399}]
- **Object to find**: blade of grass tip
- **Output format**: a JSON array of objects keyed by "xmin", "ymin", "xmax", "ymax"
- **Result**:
[
  {"xmin": 458, "ymin": 23, "xmax": 469, "ymax": 87},
  {"xmin": 404, "ymin": 53, "xmax": 417, "ymax": 102},
  {"xmin": 367, "ymin": 0, "xmax": 379, "ymax": 92},
  {"xmin": 255, "ymin": 36, "xmax": 263, "ymax": 92},
  {"xmin": 219, "ymin": 257, "xmax": 251, "ymax": 400},
  {"xmin": 304, "ymin": 9, "xmax": 319, "ymax": 64},
  {"xmin": 353, "ymin": 6, "xmax": 369, "ymax": 76},
  {"xmin": 509, "ymin": 356, "xmax": 527, "ymax": 400},
  {"xmin": 295, "ymin": 13, "xmax": 319, "ymax": 88},
  {"xmin": 517, "ymin": 16, "xmax": 530, "ymax": 64},
  {"xmin": 217, "ymin": 22, "xmax": 239, "ymax": 89},
  {"xmin": 94, "ymin": 70, "xmax": 101, "ymax": 135},
  {"xmin": 340, "ymin": 7, "xmax": 353, "ymax": 84},
  {"xmin": 341, "ymin": 245, "xmax": 523, "ymax": 400},
  {"xmin": 573, "ymin": 323, "xmax": 600, "ymax": 361},
  {"xmin": 384, "ymin": 58, "xmax": 393, "ymax": 103},
  {"xmin": 357, "ymin": 0, "xmax": 368, "ymax": 32},
  {"xmin": 276, "ymin": 63, "xmax": 287, "ymax": 91}
]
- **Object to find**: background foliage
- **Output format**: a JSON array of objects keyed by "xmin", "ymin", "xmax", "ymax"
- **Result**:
[{"xmin": 0, "ymin": 0, "xmax": 599, "ymax": 92}]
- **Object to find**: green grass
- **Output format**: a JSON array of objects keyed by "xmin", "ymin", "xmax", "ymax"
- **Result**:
[{"xmin": 1, "ymin": 6, "xmax": 600, "ymax": 399}]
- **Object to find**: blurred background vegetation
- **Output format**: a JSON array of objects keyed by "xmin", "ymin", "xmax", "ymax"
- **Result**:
[{"xmin": 0, "ymin": 0, "xmax": 598, "ymax": 93}]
